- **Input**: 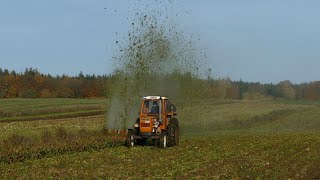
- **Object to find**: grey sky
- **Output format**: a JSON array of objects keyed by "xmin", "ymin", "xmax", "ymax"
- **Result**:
[{"xmin": 0, "ymin": 0, "xmax": 319, "ymax": 83}]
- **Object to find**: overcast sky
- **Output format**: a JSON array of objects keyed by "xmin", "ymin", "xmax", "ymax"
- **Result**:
[{"xmin": 1, "ymin": 0, "xmax": 320, "ymax": 83}]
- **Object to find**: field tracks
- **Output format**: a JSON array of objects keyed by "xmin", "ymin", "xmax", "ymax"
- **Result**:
[{"xmin": 0, "ymin": 110, "xmax": 105, "ymax": 123}]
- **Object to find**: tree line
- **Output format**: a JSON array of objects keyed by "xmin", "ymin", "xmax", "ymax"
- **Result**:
[
  {"xmin": 0, "ymin": 68, "xmax": 109, "ymax": 98},
  {"xmin": 0, "ymin": 67, "xmax": 320, "ymax": 100},
  {"xmin": 201, "ymin": 78, "xmax": 320, "ymax": 100}
]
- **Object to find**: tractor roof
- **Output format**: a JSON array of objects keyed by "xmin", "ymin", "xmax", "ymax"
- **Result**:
[{"xmin": 143, "ymin": 96, "xmax": 168, "ymax": 100}]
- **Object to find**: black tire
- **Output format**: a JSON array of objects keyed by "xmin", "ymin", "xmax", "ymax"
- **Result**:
[
  {"xmin": 134, "ymin": 118, "xmax": 140, "ymax": 134},
  {"xmin": 126, "ymin": 129, "xmax": 135, "ymax": 148},
  {"xmin": 167, "ymin": 118, "xmax": 179, "ymax": 147},
  {"xmin": 159, "ymin": 130, "xmax": 167, "ymax": 148}
]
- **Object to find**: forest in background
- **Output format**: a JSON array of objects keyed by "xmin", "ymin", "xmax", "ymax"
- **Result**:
[
  {"xmin": 0, "ymin": 67, "xmax": 320, "ymax": 100},
  {"xmin": 0, "ymin": 68, "xmax": 108, "ymax": 98}
]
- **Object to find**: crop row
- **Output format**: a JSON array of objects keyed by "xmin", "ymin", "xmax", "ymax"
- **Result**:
[
  {"xmin": 0, "ymin": 128, "xmax": 125, "ymax": 164},
  {"xmin": 0, "ymin": 110, "xmax": 106, "ymax": 123},
  {"xmin": 0, "ymin": 98, "xmax": 107, "ymax": 121}
]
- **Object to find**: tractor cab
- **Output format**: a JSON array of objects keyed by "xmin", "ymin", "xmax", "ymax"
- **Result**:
[{"xmin": 126, "ymin": 96, "xmax": 179, "ymax": 148}]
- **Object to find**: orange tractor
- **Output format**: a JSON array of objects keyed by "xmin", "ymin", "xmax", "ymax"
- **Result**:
[{"xmin": 126, "ymin": 96, "xmax": 179, "ymax": 148}]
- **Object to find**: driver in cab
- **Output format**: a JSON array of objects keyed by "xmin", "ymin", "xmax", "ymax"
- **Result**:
[{"xmin": 150, "ymin": 101, "xmax": 159, "ymax": 114}]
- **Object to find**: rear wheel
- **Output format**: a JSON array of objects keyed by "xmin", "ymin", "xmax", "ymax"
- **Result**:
[
  {"xmin": 167, "ymin": 118, "xmax": 179, "ymax": 147},
  {"xmin": 126, "ymin": 129, "xmax": 135, "ymax": 148}
]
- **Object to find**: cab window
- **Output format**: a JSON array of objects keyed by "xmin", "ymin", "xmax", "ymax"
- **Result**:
[
  {"xmin": 142, "ymin": 100, "xmax": 160, "ymax": 114},
  {"xmin": 165, "ymin": 100, "xmax": 171, "ymax": 113}
]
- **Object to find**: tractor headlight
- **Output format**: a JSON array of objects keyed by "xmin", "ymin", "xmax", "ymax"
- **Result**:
[{"xmin": 134, "ymin": 123, "xmax": 139, "ymax": 128}]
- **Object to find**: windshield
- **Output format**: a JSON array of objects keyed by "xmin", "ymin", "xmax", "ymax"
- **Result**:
[{"xmin": 142, "ymin": 100, "xmax": 159, "ymax": 114}]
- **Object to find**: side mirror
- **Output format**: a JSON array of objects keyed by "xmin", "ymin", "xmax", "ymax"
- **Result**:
[{"xmin": 170, "ymin": 104, "xmax": 176, "ymax": 112}]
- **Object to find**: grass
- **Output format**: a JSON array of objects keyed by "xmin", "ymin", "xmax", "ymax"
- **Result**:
[
  {"xmin": 0, "ymin": 115, "xmax": 106, "ymax": 140},
  {"xmin": 178, "ymin": 99, "xmax": 313, "ymax": 135},
  {"xmin": 0, "ymin": 98, "xmax": 107, "ymax": 122},
  {"xmin": 0, "ymin": 128, "xmax": 125, "ymax": 164},
  {"xmin": 1, "ymin": 98, "xmax": 320, "ymax": 178},
  {"xmin": 1, "ymin": 134, "xmax": 320, "ymax": 179}
]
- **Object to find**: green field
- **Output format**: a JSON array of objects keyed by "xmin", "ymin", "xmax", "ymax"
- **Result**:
[
  {"xmin": 0, "ymin": 98, "xmax": 107, "ymax": 122},
  {"xmin": 1, "ymin": 98, "xmax": 320, "ymax": 178}
]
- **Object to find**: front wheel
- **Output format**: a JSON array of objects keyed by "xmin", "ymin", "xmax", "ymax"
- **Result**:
[
  {"xmin": 159, "ymin": 130, "xmax": 167, "ymax": 148},
  {"xmin": 126, "ymin": 129, "xmax": 135, "ymax": 148}
]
